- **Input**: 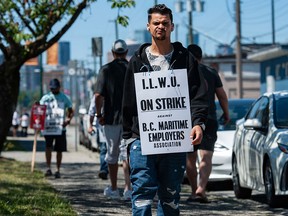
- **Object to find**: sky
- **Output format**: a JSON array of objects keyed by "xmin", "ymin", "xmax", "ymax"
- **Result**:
[{"xmin": 57, "ymin": 0, "xmax": 288, "ymax": 68}]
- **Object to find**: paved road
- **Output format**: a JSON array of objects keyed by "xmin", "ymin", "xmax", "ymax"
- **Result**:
[{"xmin": 3, "ymin": 124, "xmax": 288, "ymax": 215}]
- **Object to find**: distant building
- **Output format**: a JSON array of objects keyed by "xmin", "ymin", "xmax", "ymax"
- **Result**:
[
  {"xmin": 201, "ymin": 43, "xmax": 288, "ymax": 99},
  {"xmin": 20, "ymin": 65, "xmax": 41, "ymax": 92},
  {"xmin": 58, "ymin": 41, "xmax": 70, "ymax": 66},
  {"xmin": 216, "ymin": 44, "xmax": 233, "ymax": 56},
  {"xmin": 20, "ymin": 41, "xmax": 71, "ymax": 93},
  {"xmin": 247, "ymin": 44, "xmax": 288, "ymax": 94},
  {"xmin": 204, "ymin": 55, "xmax": 260, "ymax": 99}
]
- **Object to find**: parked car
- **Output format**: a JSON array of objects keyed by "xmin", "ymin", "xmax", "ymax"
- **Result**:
[
  {"xmin": 210, "ymin": 98, "xmax": 255, "ymax": 181},
  {"xmin": 183, "ymin": 98, "xmax": 255, "ymax": 184},
  {"xmin": 79, "ymin": 108, "xmax": 98, "ymax": 152},
  {"xmin": 232, "ymin": 91, "xmax": 288, "ymax": 207}
]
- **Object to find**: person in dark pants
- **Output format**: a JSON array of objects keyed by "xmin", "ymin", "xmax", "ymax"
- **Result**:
[
  {"xmin": 122, "ymin": 4, "xmax": 208, "ymax": 215},
  {"xmin": 40, "ymin": 78, "xmax": 74, "ymax": 179},
  {"xmin": 186, "ymin": 44, "xmax": 230, "ymax": 203}
]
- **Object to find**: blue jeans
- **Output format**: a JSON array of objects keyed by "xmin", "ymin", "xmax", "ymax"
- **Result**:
[
  {"xmin": 98, "ymin": 141, "xmax": 108, "ymax": 173},
  {"xmin": 129, "ymin": 139, "xmax": 186, "ymax": 216}
]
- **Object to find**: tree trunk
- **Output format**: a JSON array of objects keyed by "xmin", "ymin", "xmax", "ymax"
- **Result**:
[{"xmin": 0, "ymin": 61, "xmax": 20, "ymax": 153}]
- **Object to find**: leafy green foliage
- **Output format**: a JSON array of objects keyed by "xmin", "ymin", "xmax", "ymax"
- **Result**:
[
  {"xmin": 109, "ymin": 0, "xmax": 135, "ymax": 27},
  {"xmin": 0, "ymin": 0, "xmax": 135, "ymax": 62}
]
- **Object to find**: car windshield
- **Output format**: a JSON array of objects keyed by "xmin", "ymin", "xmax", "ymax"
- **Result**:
[
  {"xmin": 274, "ymin": 97, "xmax": 288, "ymax": 128},
  {"xmin": 216, "ymin": 99, "xmax": 254, "ymax": 131}
]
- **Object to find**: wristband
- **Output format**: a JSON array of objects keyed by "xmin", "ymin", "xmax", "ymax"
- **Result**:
[{"xmin": 198, "ymin": 123, "xmax": 206, "ymax": 131}]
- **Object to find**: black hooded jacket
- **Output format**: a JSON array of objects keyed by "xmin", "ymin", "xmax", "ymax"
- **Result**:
[{"xmin": 122, "ymin": 42, "xmax": 208, "ymax": 139}]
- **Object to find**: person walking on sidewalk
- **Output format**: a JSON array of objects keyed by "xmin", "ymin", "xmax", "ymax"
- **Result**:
[
  {"xmin": 122, "ymin": 4, "xmax": 208, "ymax": 215},
  {"xmin": 20, "ymin": 110, "xmax": 30, "ymax": 137},
  {"xmin": 95, "ymin": 39, "xmax": 132, "ymax": 200},
  {"xmin": 87, "ymin": 95, "xmax": 109, "ymax": 180},
  {"xmin": 11, "ymin": 110, "xmax": 20, "ymax": 137},
  {"xmin": 186, "ymin": 44, "xmax": 230, "ymax": 203},
  {"xmin": 40, "ymin": 78, "xmax": 74, "ymax": 179}
]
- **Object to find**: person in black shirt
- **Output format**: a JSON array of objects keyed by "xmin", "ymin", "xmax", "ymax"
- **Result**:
[
  {"xmin": 95, "ymin": 39, "xmax": 132, "ymax": 201},
  {"xmin": 122, "ymin": 4, "xmax": 208, "ymax": 215},
  {"xmin": 186, "ymin": 44, "xmax": 230, "ymax": 203}
]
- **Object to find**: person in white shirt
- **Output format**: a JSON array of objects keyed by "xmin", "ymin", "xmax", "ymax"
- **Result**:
[{"xmin": 20, "ymin": 111, "xmax": 30, "ymax": 137}]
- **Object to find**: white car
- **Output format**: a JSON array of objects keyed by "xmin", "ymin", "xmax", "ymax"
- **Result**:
[
  {"xmin": 210, "ymin": 99, "xmax": 255, "ymax": 181},
  {"xmin": 232, "ymin": 91, "xmax": 288, "ymax": 207},
  {"xmin": 183, "ymin": 99, "xmax": 254, "ymax": 184}
]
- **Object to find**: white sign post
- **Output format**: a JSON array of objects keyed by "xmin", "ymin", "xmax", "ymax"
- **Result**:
[{"xmin": 134, "ymin": 69, "xmax": 193, "ymax": 155}]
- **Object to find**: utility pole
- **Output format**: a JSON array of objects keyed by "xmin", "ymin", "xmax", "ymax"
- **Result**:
[
  {"xmin": 175, "ymin": 0, "xmax": 204, "ymax": 46},
  {"xmin": 236, "ymin": 0, "xmax": 243, "ymax": 98},
  {"xmin": 271, "ymin": 0, "xmax": 275, "ymax": 44},
  {"xmin": 38, "ymin": 54, "xmax": 43, "ymax": 97},
  {"xmin": 115, "ymin": 19, "xmax": 119, "ymax": 40},
  {"xmin": 109, "ymin": 19, "xmax": 119, "ymax": 40},
  {"xmin": 187, "ymin": 0, "xmax": 193, "ymax": 44},
  {"xmin": 175, "ymin": 24, "xmax": 179, "ymax": 41}
]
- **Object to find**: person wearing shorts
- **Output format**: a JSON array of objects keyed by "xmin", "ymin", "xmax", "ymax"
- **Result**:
[
  {"xmin": 186, "ymin": 44, "xmax": 230, "ymax": 203},
  {"xmin": 95, "ymin": 39, "xmax": 132, "ymax": 200},
  {"xmin": 40, "ymin": 78, "xmax": 74, "ymax": 179}
]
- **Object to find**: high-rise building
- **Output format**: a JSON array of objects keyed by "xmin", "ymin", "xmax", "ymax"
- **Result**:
[
  {"xmin": 47, "ymin": 41, "xmax": 70, "ymax": 66},
  {"xmin": 58, "ymin": 41, "xmax": 70, "ymax": 66}
]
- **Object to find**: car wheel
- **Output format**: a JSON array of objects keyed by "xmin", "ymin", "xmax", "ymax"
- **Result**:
[
  {"xmin": 264, "ymin": 159, "xmax": 278, "ymax": 207},
  {"xmin": 232, "ymin": 156, "xmax": 252, "ymax": 199}
]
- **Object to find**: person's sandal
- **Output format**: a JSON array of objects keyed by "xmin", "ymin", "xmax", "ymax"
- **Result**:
[{"xmin": 195, "ymin": 193, "xmax": 210, "ymax": 203}]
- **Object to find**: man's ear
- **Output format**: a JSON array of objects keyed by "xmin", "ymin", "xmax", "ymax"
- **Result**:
[{"xmin": 171, "ymin": 23, "xmax": 174, "ymax": 32}]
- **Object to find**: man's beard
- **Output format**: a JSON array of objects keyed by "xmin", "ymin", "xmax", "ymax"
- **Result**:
[{"xmin": 153, "ymin": 34, "xmax": 166, "ymax": 41}]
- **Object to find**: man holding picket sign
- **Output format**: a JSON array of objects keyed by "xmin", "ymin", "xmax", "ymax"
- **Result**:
[
  {"xmin": 121, "ymin": 4, "xmax": 208, "ymax": 215},
  {"xmin": 39, "ymin": 78, "xmax": 74, "ymax": 178}
]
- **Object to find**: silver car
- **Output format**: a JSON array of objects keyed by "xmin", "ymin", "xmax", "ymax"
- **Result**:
[{"xmin": 232, "ymin": 91, "xmax": 288, "ymax": 207}]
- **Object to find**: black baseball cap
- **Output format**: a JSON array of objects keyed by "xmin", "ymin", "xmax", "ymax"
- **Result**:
[{"xmin": 49, "ymin": 78, "xmax": 60, "ymax": 89}]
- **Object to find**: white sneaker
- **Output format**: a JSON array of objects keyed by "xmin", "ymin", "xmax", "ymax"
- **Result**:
[
  {"xmin": 123, "ymin": 189, "xmax": 132, "ymax": 201},
  {"xmin": 103, "ymin": 186, "xmax": 120, "ymax": 199}
]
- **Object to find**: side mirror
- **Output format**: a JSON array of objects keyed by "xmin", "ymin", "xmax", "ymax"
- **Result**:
[{"xmin": 244, "ymin": 118, "xmax": 262, "ymax": 129}]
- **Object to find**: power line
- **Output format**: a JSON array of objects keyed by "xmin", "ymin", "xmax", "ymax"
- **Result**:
[{"xmin": 246, "ymin": 23, "xmax": 288, "ymax": 39}]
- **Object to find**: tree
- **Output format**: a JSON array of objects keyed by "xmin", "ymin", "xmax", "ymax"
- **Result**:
[{"xmin": 0, "ymin": 0, "xmax": 135, "ymax": 153}]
